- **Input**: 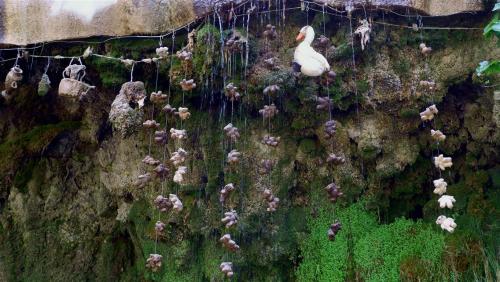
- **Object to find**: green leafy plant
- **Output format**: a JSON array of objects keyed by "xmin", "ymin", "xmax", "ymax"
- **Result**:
[{"xmin": 476, "ymin": 3, "xmax": 500, "ymax": 76}]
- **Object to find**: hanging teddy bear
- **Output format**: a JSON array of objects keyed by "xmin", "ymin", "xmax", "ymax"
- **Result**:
[
  {"xmin": 162, "ymin": 104, "xmax": 177, "ymax": 115},
  {"xmin": 221, "ymin": 210, "xmax": 238, "ymax": 228},
  {"xmin": 154, "ymin": 130, "xmax": 168, "ymax": 144},
  {"xmin": 419, "ymin": 43, "xmax": 432, "ymax": 55},
  {"xmin": 261, "ymin": 135, "xmax": 281, "ymax": 147},
  {"xmin": 325, "ymin": 183, "xmax": 343, "ymax": 203},
  {"xmin": 2, "ymin": 66, "xmax": 23, "ymax": 101},
  {"xmin": 142, "ymin": 155, "xmax": 160, "ymax": 166},
  {"xmin": 259, "ymin": 159, "xmax": 274, "ymax": 175},
  {"xmin": 438, "ymin": 195, "xmax": 456, "ymax": 209},
  {"xmin": 420, "ymin": 104, "xmax": 438, "ymax": 121},
  {"xmin": 326, "ymin": 153, "xmax": 345, "ymax": 165},
  {"xmin": 316, "ymin": 96, "xmax": 333, "ymax": 111},
  {"xmin": 170, "ymin": 148, "xmax": 188, "ymax": 166},
  {"xmin": 259, "ymin": 104, "xmax": 279, "ymax": 119},
  {"xmin": 263, "ymin": 189, "xmax": 279, "ymax": 212},
  {"xmin": 219, "ymin": 234, "xmax": 240, "ymax": 252},
  {"xmin": 220, "ymin": 262, "xmax": 234, "ymax": 278},
  {"xmin": 263, "ymin": 85, "xmax": 280, "ymax": 96},
  {"xmin": 146, "ymin": 254, "xmax": 163, "ymax": 272},
  {"xmin": 227, "ymin": 150, "xmax": 241, "ymax": 164},
  {"xmin": 433, "ymin": 178, "xmax": 447, "ymax": 195},
  {"xmin": 224, "ymin": 123, "xmax": 240, "ymax": 142},
  {"xmin": 316, "ymin": 35, "xmax": 331, "ymax": 49},
  {"xmin": 169, "ymin": 194, "xmax": 183, "ymax": 212},
  {"xmin": 175, "ymin": 107, "xmax": 191, "ymax": 120},
  {"xmin": 324, "ymin": 120, "xmax": 337, "ymax": 138},
  {"xmin": 435, "ymin": 215, "xmax": 457, "ymax": 233},
  {"xmin": 434, "ymin": 154, "xmax": 453, "ymax": 171},
  {"xmin": 150, "ymin": 91, "xmax": 168, "ymax": 104},
  {"xmin": 176, "ymin": 50, "xmax": 193, "ymax": 62},
  {"xmin": 170, "ymin": 128, "xmax": 187, "ymax": 140},
  {"xmin": 153, "ymin": 163, "xmax": 168, "ymax": 179},
  {"xmin": 220, "ymin": 183, "xmax": 235, "ymax": 204},
  {"xmin": 156, "ymin": 47, "xmax": 169, "ymax": 59},
  {"xmin": 225, "ymin": 83, "xmax": 241, "ymax": 101},
  {"xmin": 327, "ymin": 221, "xmax": 342, "ymax": 241},
  {"xmin": 173, "ymin": 166, "xmax": 188, "ymax": 184},
  {"xmin": 322, "ymin": 70, "xmax": 337, "ymax": 86},
  {"xmin": 155, "ymin": 221, "xmax": 166, "ymax": 234},
  {"xmin": 430, "ymin": 129, "xmax": 446, "ymax": 142},
  {"xmin": 263, "ymin": 24, "xmax": 278, "ymax": 40},
  {"xmin": 354, "ymin": 19, "xmax": 372, "ymax": 51},
  {"xmin": 180, "ymin": 79, "xmax": 196, "ymax": 91},
  {"xmin": 143, "ymin": 120, "xmax": 160, "ymax": 129},
  {"xmin": 135, "ymin": 173, "xmax": 152, "ymax": 188},
  {"xmin": 154, "ymin": 195, "xmax": 173, "ymax": 212}
]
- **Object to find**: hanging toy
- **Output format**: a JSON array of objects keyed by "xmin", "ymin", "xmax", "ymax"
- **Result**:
[
  {"xmin": 258, "ymin": 159, "xmax": 274, "ymax": 175},
  {"xmin": 438, "ymin": 195, "xmax": 456, "ymax": 209},
  {"xmin": 169, "ymin": 194, "xmax": 183, "ymax": 212},
  {"xmin": 263, "ymin": 84, "xmax": 280, "ymax": 95},
  {"xmin": 225, "ymin": 83, "xmax": 241, "ymax": 101},
  {"xmin": 38, "ymin": 60, "xmax": 51, "ymax": 97},
  {"xmin": 419, "ymin": 43, "xmax": 432, "ymax": 55},
  {"xmin": 153, "ymin": 163, "xmax": 168, "ymax": 179},
  {"xmin": 263, "ymin": 24, "xmax": 278, "ymax": 41},
  {"xmin": 261, "ymin": 135, "xmax": 281, "ymax": 147},
  {"xmin": 175, "ymin": 107, "xmax": 191, "ymax": 120},
  {"xmin": 430, "ymin": 129, "xmax": 446, "ymax": 142},
  {"xmin": 324, "ymin": 120, "xmax": 337, "ymax": 138},
  {"xmin": 327, "ymin": 221, "xmax": 342, "ymax": 241},
  {"xmin": 142, "ymin": 155, "xmax": 160, "ymax": 166},
  {"xmin": 135, "ymin": 173, "xmax": 151, "ymax": 188},
  {"xmin": 176, "ymin": 50, "xmax": 193, "ymax": 62},
  {"xmin": 420, "ymin": 104, "xmax": 438, "ymax": 121},
  {"xmin": 354, "ymin": 19, "xmax": 372, "ymax": 51},
  {"xmin": 180, "ymin": 79, "xmax": 196, "ymax": 91},
  {"xmin": 154, "ymin": 130, "xmax": 168, "ymax": 144},
  {"xmin": 227, "ymin": 149, "xmax": 241, "ymax": 164},
  {"xmin": 433, "ymin": 178, "xmax": 447, "ymax": 195},
  {"xmin": 146, "ymin": 254, "xmax": 163, "ymax": 272},
  {"xmin": 434, "ymin": 154, "xmax": 453, "ymax": 171},
  {"xmin": 173, "ymin": 166, "xmax": 188, "ymax": 184},
  {"xmin": 162, "ymin": 104, "xmax": 177, "ymax": 115},
  {"xmin": 221, "ymin": 210, "xmax": 238, "ymax": 228},
  {"xmin": 170, "ymin": 128, "xmax": 187, "ymax": 140},
  {"xmin": 155, "ymin": 221, "xmax": 166, "ymax": 234},
  {"xmin": 170, "ymin": 148, "xmax": 188, "ymax": 166},
  {"xmin": 317, "ymin": 35, "xmax": 331, "ymax": 49},
  {"xmin": 150, "ymin": 91, "xmax": 168, "ymax": 104},
  {"xmin": 326, "ymin": 153, "xmax": 345, "ymax": 165},
  {"xmin": 263, "ymin": 188, "xmax": 279, "ymax": 212},
  {"xmin": 293, "ymin": 26, "xmax": 330, "ymax": 76},
  {"xmin": 154, "ymin": 195, "xmax": 173, "ymax": 212},
  {"xmin": 325, "ymin": 183, "xmax": 343, "ymax": 203},
  {"xmin": 435, "ymin": 215, "xmax": 456, "ymax": 233},
  {"xmin": 224, "ymin": 123, "xmax": 240, "ymax": 141},
  {"xmin": 220, "ymin": 262, "xmax": 234, "ymax": 278},
  {"xmin": 143, "ymin": 120, "xmax": 160, "ymax": 129},
  {"xmin": 156, "ymin": 47, "xmax": 169, "ymax": 59},
  {"xmin": 58, "ymin": 61, "xmax": 94, "ymax": 98},
  {"xmin": 220, "ymin": 183, "xmax": 235, "ymax": 204},
  {"xmin": 316, "ymin": 96, "xmax": 333, "ymax": 111},
  {"xmin": 2, "ymin": 66, "xmax": 23, "ymax": 101},
  {"xmin": 259, "ymin": 104, "xmax": 279, "ymax": 119},
  {"xmin": 219, "ymin": 234, "xmax": 240, "ymax": 252}
]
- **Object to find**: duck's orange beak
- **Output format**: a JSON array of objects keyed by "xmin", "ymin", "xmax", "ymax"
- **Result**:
[{"xmin": 296, "ymin": 32, "xmax": 305, "ymax": 42}]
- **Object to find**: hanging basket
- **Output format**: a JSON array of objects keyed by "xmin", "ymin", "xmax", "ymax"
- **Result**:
[{"xmin": 58, "ymin": 64, "xmax": 94, "ymax": 98}]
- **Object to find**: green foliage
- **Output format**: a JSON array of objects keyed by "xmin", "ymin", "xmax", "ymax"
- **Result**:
[
  {"xmin": 476, "ymin": 60, "xmax": 500, "ymax": 76},
  {"xmin": 477, "ymin": 6, "xmax": 500, "ymax": 76}
]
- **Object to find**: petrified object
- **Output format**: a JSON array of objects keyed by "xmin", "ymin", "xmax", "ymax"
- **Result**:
[
  {"xmin": 58, "ymin": 64, "xmax": 95, "ymax": 98},
  {"xmin": 143, "ymin": 120, "xmax": 160, "ymax": 129},
  {"xmin": 121, "ymin": 81, "xmax": 146, "ymax": 105},
  {"xmin": 142, "ymin": 155, "xmax": 160, "ymax": 166},
  {"xmin": 154, "ymin": 164, "xmax": 168, "ymax": 178},
  {"xmin": 438, "ymin": 195, "xmax": 456, "ymax": 209},
  {"xmin": 419, "ymin": 80, "xmax": 436, "ymax": 91},
  {"xmin": 436, "ymin": 215, "xmax": 457, "ymax": 233},
  {"xmin": 430, "ymin": 129, "xmax": 446, "ymax": 142},
  {"xmin": 420, "ymin": 104, "xmax": 438, "ymax": 121},
  {"xmin": 259, "ymin": 159, "xmax": 274, "ymax": 175},
  {"xmin": 154, "ymin": 130, "xmax": 168, "ymax": 144},
  {"xmin": 220, "ymin": 262, "xmax": 234, "ymax": 278},
  {"xmin": 433, "ymin": 178, "xmax": 447, "ymax": 195},
  {"xmin": 156, "ymin": 47, "xmax": 169, "ymax": 59},
  {"xmin": 170, "ymin": 148, "xmax": 187, "ymax": 166},
  {"xmin": 225, "ymin": 83, "xmax": 241, "ymax": 101},
  {"xmin": 354, "ymin": 19, "xmax": 371, "ymax": 51},
  {"xmin": 155, "ymin": 221, "xmax": 166, "ymax": 234},
  {"xmin": 227, "ymin": 150, "xmax": 241, "ymax": 164},
  {"xmin": 173, "ymin": 166, "xmax": 187, "ymax": 184},
  {"xmin": 146, "ymin": 254, "xmax": 163, "ymax": 272},
  {"xmin": 219, "ymin": 234, "xmax": 240, "ymax": 252},
  {"xmin": 261, "ymin": 135, "xmax": 280, "ymax": 147},
  {"xmin": 259, "ymin": 104, "xmax": 279, "ymax": 119},
  {"xmin": 419, "ymin": 43, "xmax": 432, "ymax": 55},
  {"xmin": 324, "ymin": 120, "xmax": 337, "ymax": 138},
  {"xmin": 162, "ymin": 104, "xmax": 176, "ymax": 115},
  {"xmin": 263, "ymin": 188, "xmax": 279, "ymax": 212},
  {"xmin": 135, "ymin": 173, "xmax": 151, "ymax": 188},
  {"xmin": 175, "ymin": 107, "xmax": 191, "ymax": 120},
  {"xmin": 224, "ymin": 123, "xmax": 240, "ymax": 141},
  {"xmin": 221, "ymin": 210, "xmax": 238, "ymax": 228},
  {"xmin": 150, "ymin": 91, "xmax": 168, "ymax": 104},
  {"xmin": 434, "ymin": 154, "xmax": 452, "ymax": 171},
  {"xmin": 37, "ymin": 73, "xmax": 51, "ymax": 96},
  {"xmin": 176, "ymin": 50, "xmax": 193, "ymax": 61},
  {"xmin": 109, "ymin": 81, "xmax": 146, "ymax": 137},
  {"xmin": 316, "ymin": 96, "xmax": 333, "ymax": 111},
  {"xmin": 154, "ymin": 195, "xmax": 172, "ymax": 212},
  {"xmin": 169, "ymin": 194, "xmax": 183, "ymax": 212},
  {"xmin": 263, "ymin": 85, "xmax": 280, "ymax": 95},
  {"xmin": 170, "ymin": 128, "xmax": 187, "ymax": 140},
  {"xmin": 324, "ymin": 70, "xmax": 337, "ymax": 84},
  {"xmin": 220, "ymin": 183, "xmax": 235, "ymax": 204},
  {"xmin": 263, "ymin": 24, "xmax": 277, "ymax": 40},
  {"xmin": 326, "ymin": 153, "xmax": 345, "ymax": 165},
  {"xmin": 327, "ymin": 221, "xmax": 342, "ymax": 241},
  {"xmin": 180, "ymin": 79, "xmax": 196, "ymax": 91},
  {"xmin": 325, "ymin": 183, "xmax": 343, "ymax": 203},
  {"xmin": 317, "ymin": 35, "xmax": 331, "ymax": 49}
]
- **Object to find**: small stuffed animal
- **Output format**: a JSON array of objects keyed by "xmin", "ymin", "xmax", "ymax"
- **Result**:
[
  {"xmin": 324, "ymin": 120, "xmax": 337, "ymax": 138},
  {"xmin": 420, "ymin": 104, "xmax": 438, "ymax": 121},
  {"xmin": 175, "ymin": 107, "xmax": 191, "ymax": 120},
  {"xmin": 224, "ymin": 123, "xmax": 240, "ymax": 141},
  {"xmin": 153, "ymin": 164, "xmax": 169, "ymax": 179},
  {"xmin": 434, "ymin": 154, "xmax": 452, "ymax": 171},
  {"xmin": 430, "ymin": 129, "xmax": 446, "ymax": 142},
  {"xmin": 220, "ymin": 262, "xmax": 234, "ymax": 278},
  {"xmin": 143, "ymin": 120, "xmax": 160, "ymax": 129},
  {"xmin": 225, "ymin": 83, "xmax": 241, "ymax": 101},
  {"xmin": 154, "ymin": 130, "xmax": 168, "ymax": 144},
  {"xmin": 135, "ymin": 173, "xmax": 152, "ymax": 188},
  {"xmin": 155, "ymin": 221, "xmax": 166, "ymax": 234},
  {"xmin": 170, "ymin": 148, "xmax": 188, "ymax": 166},
  {"xmin": 154, "ymin": 195, "xmax": 173, "ymax": 212},
  {"xmin": 180, "ymin": 79, "xmax": 196, "ymax": 91},
  {"xmin": 259, "ymin": 159, "xmax": 274, "ymax": 175},
  {"xmin": 262, "ymin": 24, "xmax": 277, "ymax": 40},
  {"xmin": 150, "ymin": 91, "xmax": 168, "ymax": 104},
  {"xmin": 261, "ymin": 135, "xmax": 281, "ymax": 147},
  {"xmin": 327, "ymin": 221, "xmax": 342, "ymax": 241},
  {"xmin": 419, "ymin": 43, "xmax": 432, "ymax": 55},
  {"xmin": 221, "ymin": 210, "xmax": 238, "ymax": 228},
  {"xmin": 227, "ymin": 150, "xmax": 241, "ymax": 164},
  {"xmin": 438, "ymin": 195, "xmax": 456, "ymax": 209},
  {"xmin": 169, "ymin": 194, "xmax": 183, "ymax": 212},
  {"xmin": 156, "ymin": 47, "xmax": 169, "ymax": 59},
  {"xmin": 433, "ymin": 178, "xmax": 448, "ymax": 195},
  {"xmin": 142, "ymin": 155, "xmax": 160, "ymax": 166},
  {"xmin": 326, "ymin": 153, "xmax": 345, "ymax": 165},
  {"xmin": 170, "ymin": 128, "xmax": 187, "ymax": 140},
  {"xmin": 436, "ymin": 215, "xmax": 457, "ymax": 233},
  {"xmin": 173, "ymin": 166, "xmax": 187, "ymax": 184},
  {"xmin": 146, "ymin": 254, "xmax": 163, "ymax": 272},
  {"xmin": 263, "ymin": 189, "xmax": 279, "ymax": 212},
  {"xmin": 263, "ymin": 85, "xmax": 280, "ymax": 95},
  {"xmin": 315, "ymin": 96, "xmax": 333, "ymax": 111},
  {"xmin": 220, "ymin": 183, "xmax": 235, "ymax": 204},
  {"xmin": 219, "ymin": 234, "xmax": 240, "ymax": 252},
  {"xmin": 325, "ymin": 183, "xmax": 343, "ymax": 203},
  {"xmin": 259, "ymin": 104, "xmax": 279, "ymax": 119}
]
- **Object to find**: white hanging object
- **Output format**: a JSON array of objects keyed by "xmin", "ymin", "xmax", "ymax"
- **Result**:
[
  {"xmin": 293, "ymin": 26, "xmax": 330, "ymax": 77},
  {"xmin": 431, "ymin": 129, "xmax": 446, "ymax": 142},
  {"xmin": 156, "ymin": 46, "xmax": 169, "ymax": 59},
  {"xmin": 169, "ymin": 194, "xmax": 183, "ymax": 212},
  {"xmin": 434, "ymin": 154, "xmax": 453, "ymax": 171},
  {"xmin": 227, "ymin": 149, "xmax": 241, "ymax": 164},
  {"xmin": 224, "ymin": 123, "xmax": 240, "ymax": 141},
  {"xmin": 220, "ymin": 183, "xmax": 235, "ymax": 203},
  {"xmin": 354, "ymin": 19, "xmax": 372, "ymax": 51},
  {"xmin": 146, "ymin": 254, "xmax": 163, "ymax": 272},
  {"xmin": 420, "ymin": 104, "xmax": 438, "ymax": 121},
  {"xmin": 438, "ymin": 195, "xmax": 456, "ymax": 209},
  {"xmin": 170, "ymin": 148, "xmax": 187, "ymax": 166},
  {"xmin": 419, "ymin": 43, "xmax": 432, "ymax": 55},
  {"xmin": 170, "ymin": 128, "xmax": 187, "ymax": 140},
  {"xmin": 435, "ymin": 215, "xmax": 457, "ymax": 233},
  {"xmin": 220, "ymin": 262, "xmax": 234, "ymax": 278},
  {"xmin": 433, "ymin": 178, "xmax": 447, "ymax": 195},
  {"xmin": 2, "ymin": 65, "xmax": 23, "ymax": 101},
  {"xmin": 58, "ymin": 63, "xmax": 94, "ymax": 98},
  {"xmin": 173, "ymin": 166, "xmax": 187, "ymax": 184},
  {"xmin": 219, "ymin": 234, "xmax": 240, "ymax": 252},
  {"xmin": 175, "ymin": 107, "xmax": 191, "ymax": 120},
  {"xmin": 221, "ymin": 210, "xmax": 238, "ymax": 228}
]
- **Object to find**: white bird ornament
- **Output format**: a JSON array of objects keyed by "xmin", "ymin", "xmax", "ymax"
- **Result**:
[{"xmin": 293, "ymin": 26, "xmax": 330, "ymax": 77}]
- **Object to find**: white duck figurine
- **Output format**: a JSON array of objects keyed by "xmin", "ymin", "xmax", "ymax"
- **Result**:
[{"xmin": 293, "ymin": 26, "xmax": 330, "ymax": 77}]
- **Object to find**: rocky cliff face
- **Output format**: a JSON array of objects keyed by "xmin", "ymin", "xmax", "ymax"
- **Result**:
[{"xmin": 0, "ymin": 3, "xmax": 498, "ymax": 282}]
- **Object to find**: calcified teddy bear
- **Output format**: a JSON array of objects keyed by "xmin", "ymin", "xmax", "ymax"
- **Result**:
[
  {"xmin": 154, "ymin": 130, "xmax": 168, "ymax": 144},
  {"xmin": 220, "ymin": 262, "xmax": 234, "ymax": 278},
  {"xmin": 169, "ymin": 194, "xmax": 183, "ymax": 212},
  {"xmin": 219, "ymin": 234, "xmax": 240, "ymax": 252},
  {"xmin": 227, "ymin": 150, "xmax": 241, "ymax": 164},
  {"xmin": 220, "ymin": 183, "xmax": 235, "ymax": 204},
  {"xmin": 142, "ymin": 119, "xmax": 160, "ymax": 129},
  {"xmin": 354, "ymin": 19, "xmax": 372, "ymax": 51},
  {"xmin": 420, "ymin": 104, "xmax": 438, "ymax": 121},
  {"xmin": 263, "ymin": 84, "xmax": 280, "ymax": 95},
  {"xmin": 315, "ymin": 96, "xmax": 333, "ymax": 111},
  {"xmin": 433, "ymin": 178, "xmax": 448, "ymax": 195},
  {"xmin": 326, "ymin": 153, "xmax": 345, "ymax": 165},
  {"xmin": 170, "ymin": 128, "xmax": 187, "ymax": 140},
  {"xmin": 173, "ymin": 166, "xmax": 187, "ymax": 184},
  {"xmin": 175, "ymin": 107, "xmax": 191, "ymax": 120},
  {"xmin": 225, "ymin": 83, "xmax": 241, "ymax": 101},
  {"xmin": 434, "ymin": 154, "xmax": 453, "ymax": 171},
  {"xmin": 153, "ymin": 163, "xmax": 168, "ymax": 179},
  {"xmin": 224, "ymin": 123, "xmax": 240, "ymax": 142},
  {"xmin": 325, "ymin": 183, "xmax": 343, "ymax": 203},
  {"xmin": 155, "ymin": 221, "xmax": 166, "ymax": 234},
  {"xmin": 156, "ymin": 47, "xmax": 169, "ymax": 59},
  {"xmin": 327, "ymin": 221, "xmax": 342, "ymax": 241},
  {"xmin": 263, "ymin": 189, "xmax": 279, "ymax": 212},
  {"xmin": 170, "ymin": 148, "xmax": 187, "ymax": 166},
  {"xmin": 438, "ymin": 195, "xmax": 456, "ymax": 209},
  {"xmin": 436, "ymin": 215, "xmax": 457, "ymax": 233},
  {"xmin": 221, "ymin": 210, "xmax": 238, "ymax": 228},
  {"xmin": 142, "ymin": 155, "xmax": 160, "ymax": 166},
  {"xmin": 262, "ymin": 135, "xmax": 281, "ymax": 147},
  {"xmin": 154, "ymin": 195, "xmax": 173, "ymax": 212},
  {"xmin": 259, "ymin": 104, "xmax": 279, "ymax": 119},
  {"xmin": 150, "ymin": 91, "xmax": 168, "ymax": 104},
  {"xmin": 146, "ymin": 254, "xmax": 163, "ymax": 272},
  {"xmin": 180, "ymin": 79, "xmax": 196, "ymax": 91},
  {"xmin": 259, "ymin": 159, "xmax": 274, "ymax": 175},
  {"xmin": 430, "ymin": 129, "xmax": 446, "ymax": 142},
  {"xmin": 419, "ymin": 43, "xmax": 432, "ymax": 55},
  {"xmin": 135, "ymin": 173, "xmax": 152, "ymax": 188},
  {"xmin": 324, "ymin": 120, "xmax": 337, "ymax": 138}
]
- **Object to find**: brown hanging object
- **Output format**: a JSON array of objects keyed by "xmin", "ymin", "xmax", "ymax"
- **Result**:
[
  {"xmin": 180, "ymin": 79, "xmax": 196, "ymax": 91},
  {"xmin": 224, "ymin": 123, "xmax": 240, "ymax": 141},
  {"xmin": 324, "ymin": 120, "xmax": 337, "ymax": 138},
  {"xmin": 146, "ymin": 254, "xmax": 163, "ymax": 272},
  {"xmin": 259, "ymin": 159, "xmax": 274, "ymax": 175},
  {"xmin": 155, "ymin": 221, "xmax": 166, "ymax": 234},
  {"xmin": 261, "ymin": 135, "xmax": 281, "ymax": 147},
  {"xmin": 227, "ymin": 149, "xmax": 241, "ymax": 164},
  {"xmin": 58, "ymin": 64, "xmax": 95, "ymax": 98},
  {"xmin": 170, "ymin": 128, "xmax": 187, "ymax": 140},
  {"xmin": 325, "ymin": 183, "xmax": 343, "ymax": 203},
  {"xmin": 430, "ymin": 129, "xmax": 446, "ymax": 142},
  {"xmin": 262, "ymin": 24, "xmax": 278, "ymax": 40},
  {"xmin": 154, "ymin": 195, "xmax": 173, "ymax": 212},
  {"xmin": 220, "ymin": 183, "xmax": 235, "ymax": 204},
  {"xmin": 150, "ymin": 91, "xmax": 168, "ymax": 104},
  {"xmin": 170, "ymin": 148, "xmax": 187, "ymax": 166},
  {"xmin": 263, "ymin": 188, "xmax": 279, "ymax": 212},
  {"xmin": 143, "ymin": 120, "xmax": 160, "ymax": 129},
  {"xmin": 420, "ymin": 104, "xmax": 438, "ymax": 121},
  {"xmin": 135, "ymin": 173, "xmax": 152, "ymax": 188},
  {"xmin": 225, "ymin": 83, "xmax": 241, "ymax": 101},
  {"xmin": 326, "ymin": 153, "xmax": 345, "ymax": 165},
  {"xmin": 175, "ymin": 107, "xmax": 191, "ymax": 120},
  {"xmin": 154, "ymin": 130, "xmax": 168, "ymax": 144},
  {"xmin": 419, "ymin": 43, "xmax": 432, "ymax": 55},
  {"xmin": 162, "ymin": 104, "xmax": 176, "ymax": 115},
  {"xmin": 219, "ymin": 234, "xmax": 240, "ymax": 252},
  {"xmin": 259, "ymin": 103, "xmax": 279, "ymax": 119},
  {"xmin": 327, "ymin": 221, "xmax": 342, "ymax": 241},
  {"xmin": 2, "ymin": 66, "xmax": 23, "ymax": 101},
  {"xmin": 221, "ymin": 210, "xmax": 238, "ymax": 228},
  {"xmin": 153, "ymin": 163, "xmax": 169, "ymax": 179},
  {"xmin": 316, "ymin": 96, "xmax": 333, "ymax": 111},
  {"xmin": 142, "ymin": 155, "xmax": 160, "ymax": 166}
]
